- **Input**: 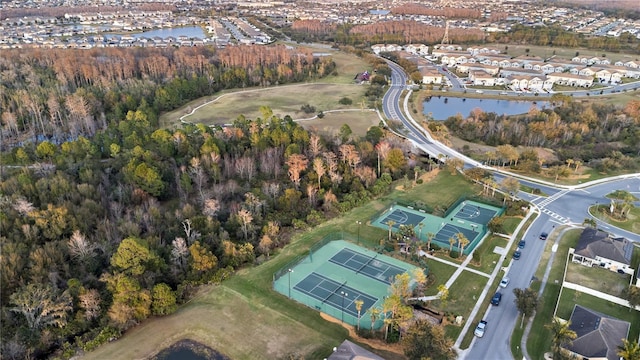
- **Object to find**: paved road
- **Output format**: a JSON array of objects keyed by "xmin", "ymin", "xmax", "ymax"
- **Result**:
[{"xmin": 381, "ymin": 61, "xmax": 640, "ymax": 360}]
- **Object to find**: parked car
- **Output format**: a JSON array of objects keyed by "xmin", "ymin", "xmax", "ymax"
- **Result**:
[
  {"xmin": 499, "ymin": 277, "xmax": 510, "ymax": 288},
  {"xmin": 513, "ymin": 250, "xmax": 522, "ymax": 260},
  {"xmin": 474, "ymin": 320, "xmax": 488, "ymax": 337},
  {"xmin": 518, "ymin": 240, "xmax": 526, "ymax": 249},
  {"xmin": 491, "ymin": 292, "xmax": 502, "ymax": 306},
  {"xmin": 475, "ymin": 89, "xmax": 484, "ymax": 94},
  {"xmin": 539, "ymin": 232, "xmax": 548, "ymax": 240}
]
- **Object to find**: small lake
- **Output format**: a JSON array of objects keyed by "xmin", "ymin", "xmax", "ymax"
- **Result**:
[
  {"xmin": 369, "ymin": 10, "xmax": 391, "ymax": 15},
  {"xmin": 154, "ymin": 339, "xmax": 230, "ymax": 360},
  {"xmin": 131, "ymin": 26, "xmax": 206, "ymax": 39},
  {"xmin": 423, "ymin": 97, "xmax": 551, "ymax": 120}
]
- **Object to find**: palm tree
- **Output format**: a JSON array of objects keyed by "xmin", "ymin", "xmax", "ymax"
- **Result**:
[
  {"xmin": 618, "ymin": 339, "xmax": 640, "ymax": 360},
  {"xmin": 368, "ymin": 307, "xmax": 381, "ymax": 334},
  {"xmin": 355, "ymin": 299, "xmax": 364, "ymax": 331},
  {"xmin": 418, "ymin": 222, "xmax": 424, "ymax": 241},
  {"xmin": 546, "ymin": 317, "xmax": 576, "ymax": 360},
  {"xmin": 427, "ymin": 232, "xmax": 435, "ymax": 251},
  {"xmin": 457, "ymin": 233, "xmax": 470, "ymax": 255},
  {"xmin": 386, "ymin": 220, "xmax": 395, "ymax": 242},
  {"xmin": 448, "ymin": 237, "xmax": 456, "ymax": 252}
]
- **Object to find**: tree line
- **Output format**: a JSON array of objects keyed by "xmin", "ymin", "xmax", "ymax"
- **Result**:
[
  {"xmin": 441, "ymin": 98, "xmax": 640, "ymax": 173},
  {"xmin": 0, "ymin": 45, "xmax": 336, "ymax": 149}
]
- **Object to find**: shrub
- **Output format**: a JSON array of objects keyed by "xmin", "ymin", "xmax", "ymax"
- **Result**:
[
  {"xmin": 449, "ymin": 250, "xmax": 460, "ymax": 258},
  {"xmin": 338, "ymin": 97, "xmax": 353, "ymax": 105},
  {"xmin": 300, "ymin": 104, "xmax": 316, "ymax": 113}
]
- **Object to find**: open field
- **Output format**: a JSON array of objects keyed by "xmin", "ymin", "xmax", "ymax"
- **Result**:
[
  {"xmin": 492, "ymin": 43, "xmax": 640, "ymax": 63},
  {"xmin": 298, "ymin": 109, "xmax": 381, "ymax": 137},
  {"xmin": 160, "ymin": 47, "xmax": 371, "ymax": 128},
  {"xmin": 176, "ymin": 83, "xmax": 369, "ymax": 126},
  {"xmin": 87, "ymin": 169, "xmax": 494, "ymax": 359}
]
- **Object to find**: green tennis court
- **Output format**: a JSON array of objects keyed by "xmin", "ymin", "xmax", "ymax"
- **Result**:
[
  {"xmin": 273, "ymin": 239, "xmax": 421, "ymax": 329},
  {"xmin": 372, "ymin": 199, "xmax": 503, "ymax": 255}
]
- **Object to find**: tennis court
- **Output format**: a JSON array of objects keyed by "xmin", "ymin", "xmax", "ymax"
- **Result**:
[
  {"xmin": 452, "ymin": 201, "xmax": 498, "ymax": 224},
  {"xmin": 433, "ymin": 223, "xmax": 478, "ymax": 245},
  {"xmin": 371, "ymin": 199, "xmax": 503, "ymax": 255},
  {"xmin": 329, "ymin": 248, "xmax": 407, "ymax": 285},
  {"xmin": 273, "ymin": 239, "xmax": 421, "ymax": 329},
  {"xmin": 293, "ymin": 272, "xmax": 377, "ymax": 318},
  {"xmin": 378, "ymin": 208, "xmax": 426, "ymax": 229}
]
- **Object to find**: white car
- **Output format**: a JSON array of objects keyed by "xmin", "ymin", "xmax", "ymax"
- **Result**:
[
  {"xmin": 499, "ymin": 277, "xmax": 510, "ymax": 288},
  {"xmin": 474, "ymin": 320, "xmax": 487, "ymax": 337},
  {"xmin": 475, "ymin": 90, "xmax": 484, "ymax": 94}
]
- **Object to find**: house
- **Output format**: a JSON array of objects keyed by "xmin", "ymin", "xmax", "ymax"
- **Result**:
[
  {"xmin": 469, "ymin": 70, "xmax": 496, "ymax": 86},
  {"xmin": 570, "ymin": 227, "xmax": 634, "ymax": 275},
  {"xmin": 563, "ymin": 305, "xmax": 630, "ymax": 360},
  {"xmin": 547, "ymin": 73, "xmax": 594, "ymax": 87},
  {"xmin": 456, "ymin": 63, "xmax": 499, "ymax": 76},
  {"xmin": 405, "ymin": 43, "xmax": 429, "ymax": 55},
  {"xmin": 420, "ymin": 67, "xmax": 442, "ymax": 84},
  {"xmin": 328, "ymin": 340, "xmax": 385, "ymax": 360}
]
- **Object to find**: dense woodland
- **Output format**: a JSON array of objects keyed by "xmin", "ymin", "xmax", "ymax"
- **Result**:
[
  {"xmin": 440, "ymin": 98, "xmax": 640, "ymax": 175},
  {"xmin": 0, "ymin": 45, "xmax": 335, "ymax": 149}
]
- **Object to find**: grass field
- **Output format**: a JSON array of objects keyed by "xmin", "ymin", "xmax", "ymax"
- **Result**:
[
  {"xmin": 87, "ymin": 169, "xmax": 491, "ymax": 359},
  {"xmin": 591, "ymin": 205, "xmax": 640, "ymax": 234},
  {"xmin": 160, "ymin": 48, "xmax": 372, "ymax": 128},
  {"xmin": 298, "ymin": 109, "xmax": 381, "ymax": 138},
  {"xmin": 492, "ymin": 43, "xmax": 639, "ymax": 64}
]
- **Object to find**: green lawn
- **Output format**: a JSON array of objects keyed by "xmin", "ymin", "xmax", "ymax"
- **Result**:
[
  {"xmin": 422, "ymin": 259, "xmax": 458, "ymax": 296},
  {"xmin": 591, "ymin": 205, "xmax": 640, "ymax": 234},
  {"xmin": 467, "ymin": 235, "xmax": 508, "ymax": 274}
]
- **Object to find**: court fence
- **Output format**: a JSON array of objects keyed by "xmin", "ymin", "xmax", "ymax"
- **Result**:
[{"xmin": 273, "ymin": 232, "xmax": 359, "ymax": 283}]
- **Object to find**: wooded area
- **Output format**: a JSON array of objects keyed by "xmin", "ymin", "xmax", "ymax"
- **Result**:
[
  {"xmin": 0, "ymin": 42, "xmax": 418, "ymax": 358},
  {"xmin": 442, "ymin": 97, "xmax": 640, "ymax": 173},
  {"xmin": 0, "ymin": 45, "xmax": 335, "ymax": 149}
]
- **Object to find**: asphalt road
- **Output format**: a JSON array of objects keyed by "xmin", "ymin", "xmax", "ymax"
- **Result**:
[{"xmin": 381, "ymin": 60, "xmax": 640, "ymax": 360}]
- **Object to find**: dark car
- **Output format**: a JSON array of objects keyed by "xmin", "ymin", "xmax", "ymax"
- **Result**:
[
  {"xmin": 518, "ymin": 240, "xmax": 526, "ymax": 249},
  {"xmin": 491, "ymin": 292, "xmax": 502, "ymax": 306},
  {"xmin": 513, "ymin": 250, "xmax": 521, "ymax": 260},
  {"xmin": 540, "ymin": 232, "xmax": 548, "ymax": 240}
]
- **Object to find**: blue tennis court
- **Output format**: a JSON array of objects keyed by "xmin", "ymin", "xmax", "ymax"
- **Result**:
[
  {"xmin": 293, "ymin": 272, "xmax": 377, "ymax": 317},
  {"xmin": 378, "ymin": 208, "xmax": 426, "ymax": 229},
  {"xmin": 453, "ymin": 201, "xmax": 498, "ymax": 224},
  {"xmin": 434, "ymin": 223, "xmax": 478, "ymax": 244},
  {"xmin": 329, "ymin": 248, "xmax": 407, "ymax": 285}
]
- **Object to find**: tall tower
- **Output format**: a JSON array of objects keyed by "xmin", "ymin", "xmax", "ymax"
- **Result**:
[{"xmin": 441, "ymin": 20, "xmax": 450, "ymax": 45}]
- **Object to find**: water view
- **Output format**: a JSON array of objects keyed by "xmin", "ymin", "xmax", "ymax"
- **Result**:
[
  {"xmin": 423, "ymin": 97, "xmax": 551, "ymax": 120},
  {"xmin": 131, "ymin": 26, "xmax": 207, "ymax": 39}
]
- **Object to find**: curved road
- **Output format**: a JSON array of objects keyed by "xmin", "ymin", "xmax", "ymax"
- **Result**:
[{"xmin": 381, "ymin": 60, "xmax": 640, "ymax": 360}]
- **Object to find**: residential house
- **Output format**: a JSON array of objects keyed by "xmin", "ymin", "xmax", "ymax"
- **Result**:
[
  {"xmin": 577, "ymin": 67, "xmax": 596, "ymax": 77},
  {"xmin": 405, "ymin": 43, "xmax": 429, "ymax": 55},
  {"xmin": 328, "ymin": 340, "xmax": 385, "ymax": 360},
  {"xmin": 547, "ymin": 73, "xmax": 594, "ymax": 87},
  {"xmin": 563, "ymin": 305, "xmax": 630, "ymax": 360},
  {"xmin": 594, "ymin": 68, "xmax": 623, "ymax": 84},
  {"xmin": 499, "ymin": 67, "xmax": 544, "ymax": 78},
  {"xmin": 456, "ymin": 63, "xmax": 499, "ymax": 76},
  {"xmin": 506, "ymin": 75, "xmax": 549, "ymax": 91},
  {"xmin": 420, "ymin": 67, "xmax": 442, "ymax": 84},
  {"xmin": 570, "ymin": 227, "xmax": 634, "ymax": 275},
  {"xmin": 624, "ymin": 60, "xmax": 639, "ymax": 68},
  {"xmin": 469, "ymin": 70, "xmax": 496, "ymax": 86}
]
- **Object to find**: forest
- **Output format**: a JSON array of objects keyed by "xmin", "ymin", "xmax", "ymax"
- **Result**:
[
  {"xmin": 0, "ymin": 41, "xmax": 417, "ymax": 358},
  {"xmin": 0, "ymin": 45, "xmax": 336, "ymax": 149},
  {"xmin": 441, "ymin": 98, "xmax": 640, "ymax": 172}
]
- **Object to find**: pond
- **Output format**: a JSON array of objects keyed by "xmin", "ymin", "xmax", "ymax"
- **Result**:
[
  {"xmin": 131, "ymin": 26, "xmax": 207, "ymax": 39},
  {"xmin": 154, "ymin": 339, "xmax": 230, "ymax": 360},
  {"xmin": 423, "ymin": 97, "xmax": 551, "ymax": 120}
]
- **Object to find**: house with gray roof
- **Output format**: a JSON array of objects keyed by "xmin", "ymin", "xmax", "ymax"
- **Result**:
[
  {"xmin": 327, "ymin": 340, "xmax": 385, "ymax": 360},
  {"xmin": 570, "ymin": 227, "xmax": 634, "ymax": 276},
  {"xmin": 564, "ymin": 305, "xmax": 630, "ymax": 360}
]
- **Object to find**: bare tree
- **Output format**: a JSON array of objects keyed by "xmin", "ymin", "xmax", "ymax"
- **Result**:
[
  {"xmin": 312, "ymin": 157, "xmax": 326, "ymax": 189},
  {"xmin": 78, "ymin": 289, "xmax": 101, "ymax": 321},
  {"xmin": 67, "ymin": 230, "xmax": 96, "ymax": 262},
  {"xmin": 171, "ymin": 237, "xmax": 189, "ymax": 272}
]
